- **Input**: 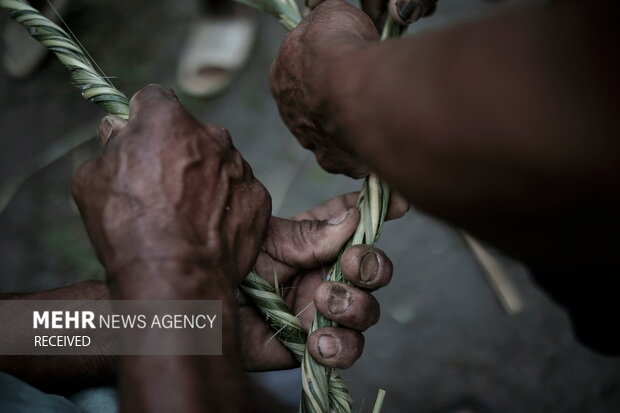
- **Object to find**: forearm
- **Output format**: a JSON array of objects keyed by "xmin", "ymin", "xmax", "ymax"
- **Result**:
[
  {"xmin": 322, "ymin": 1, "xmax": 620, "ymax": 261},
  {"xmin": 115, "ymin": 259, "xmax": 252, "ymax": 413},
  {"xmin": 0, "ymin": 281, "xmax": 116, "ymax": 393}
]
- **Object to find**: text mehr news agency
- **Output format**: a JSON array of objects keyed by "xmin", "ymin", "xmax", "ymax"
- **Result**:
[{"xmin": 32, "ymin": 311, "xmax": 218, "ymax": 347}]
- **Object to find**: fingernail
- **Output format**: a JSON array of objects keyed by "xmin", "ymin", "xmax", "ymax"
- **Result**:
[
  {"xmin": 360, "ymin": 252, "xmax": 379, "ymax": 282},
  {"xmin": 98, "ymin": 116, "xmax": 115, "ymax": 145},
  {"xmin": 328, "ymin": 210, "xmax": 349, "ymax": 225},
  {"xmin": 318, "ymin": 334, "xmax": 340, "ymax": 358},
  {"xmin": 396, "ymin": 0, "xmax": 420, "ymax": 23},
  {"xmin": 98, "ymin": 115, "xmax": 126, "ymax": 146},
  {"xmin": 328, "ymin": 285, "xmax": 351, "ymax": 314}
]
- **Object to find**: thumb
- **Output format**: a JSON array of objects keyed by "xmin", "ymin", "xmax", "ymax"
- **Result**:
[
  {"xmin": 263, "ymin": 208, "xmax": 359, "ymax": 268},
  {"xmin": 97, "ymin": 115, "xmax": 127, "ymax": 146}
]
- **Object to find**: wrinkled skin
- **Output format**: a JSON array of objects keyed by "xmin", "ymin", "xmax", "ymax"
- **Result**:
[
  {"xmin": 270, "ymin": 0, "xmax": 620, "ymax": 356},
  {"xmin": 73, "ymin": 84, "xmax": 274, "ymax": 412},
  {"xmin": 270, "ymin": 0, "xmax": 379, "ymax": 178},
  {"xmin": 73, "ymin": 84, "xmax": 271, "ymax": 295},
  {"xmin": 82, "ymin": 84, "xmax": 409, "ymax": 373},
  {"xmin": 239, "ymin": 192, "xmax": 408, "ymax": 370},
  {"xmin": 1, "ymin": 87, "xmax": 408, "ymax": 401},
  {"xmin": 270, "ymin": 0, "xmax": 436, "ymax": 178}
]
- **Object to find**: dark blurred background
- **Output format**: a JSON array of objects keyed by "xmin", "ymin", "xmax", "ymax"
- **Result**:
[{"xmin": 1, "ymin": 0, "xmax": 619, "ymax": 412}]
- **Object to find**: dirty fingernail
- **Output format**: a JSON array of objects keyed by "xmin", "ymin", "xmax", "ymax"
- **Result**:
[
  {"xmin": 396, "ymin": 0, "xmax": 419, "ymax": 22},
  {"xmin": 318, "ymin": 334, "xmax": 340, "ymax": 358},
  {"xmin": 360, "ymin": 252, "xmax": 379, "ymax": 282},
  {"xmin": 328, "ymin": 285, "xmax": 351, "ymax": 314},
  {"xmin": 328, "ymin": 210, "xmax": 349, "ymax": 225}
]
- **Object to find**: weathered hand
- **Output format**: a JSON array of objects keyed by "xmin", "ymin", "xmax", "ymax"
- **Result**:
[
  {"xmin": 72, "ymin": 84, "xmax": 271, "ymax": 296},
  {"xmin": 271, "ymin": 0, "xmax": 436, "ymax": 178},
  {"xmin": 239, "ymin": 192, "xmax": 408, "ymax": 370},
  {"xmin": 270, "ymin": 0, "xmax": 379, "ymax": 178}
]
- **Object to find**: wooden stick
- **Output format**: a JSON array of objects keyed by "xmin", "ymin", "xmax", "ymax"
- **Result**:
[{"xmin": 462, "ymin": 231, "xmax": 524, "ymax": 315}]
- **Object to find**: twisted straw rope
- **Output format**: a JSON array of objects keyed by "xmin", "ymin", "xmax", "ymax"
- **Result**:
[
  {"xmin": 241, "ymin": 273, "xmax": 308, "ymax": 361},
  {"xmin": 241, "ymin": 176, "xmax": 390, "ymax": 413},
  {"xmin": 1, "ymin": 0, "xmax": 402, "ymax": 411},
  {"xmin": 301, "ymin": 176, "xmax": 390, "ymax": 413},
  {"xmin": 0, "ymin": 0, "xmax": 130, "ymax": 118}
]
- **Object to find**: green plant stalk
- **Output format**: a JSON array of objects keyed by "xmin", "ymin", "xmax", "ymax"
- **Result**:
[
  {"xmin": 301, "ymin": 175, "xmax": 390, "ymax": 413},
  {"xmin": 372, "ymin": 389, "xmax": 387, "ymax": 413},
  {"xmin": 241, "ymin": 179, "xmax": 390, "ymax": 413},
  {"xmin": 0, "ymin": 0, "xmax": 130, "ymax": 118},
  {"xmin": 240, "ymin": 272, "xmax": 308, "ymax": 360}
]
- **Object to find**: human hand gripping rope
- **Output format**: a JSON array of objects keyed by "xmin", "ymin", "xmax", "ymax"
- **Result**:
[{"xmin": 0, "ymin": 0, "xmax": 407, "ymax": 411}]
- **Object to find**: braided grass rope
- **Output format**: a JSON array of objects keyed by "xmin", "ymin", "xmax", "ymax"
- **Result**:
[
  {"xmin": 241, "ymin": 272, "xmax": 308, "ymax": 360},
  {"xmin": 0, "ymin": 0, "xmax": 130, "ymax": 118},
  {"xmin": 240, "ymin": 177, "xmax": 390, "ymax": 413},
  {"xmin": 300, "ymin": 175, "xmax": 389, "ymax": 413}
]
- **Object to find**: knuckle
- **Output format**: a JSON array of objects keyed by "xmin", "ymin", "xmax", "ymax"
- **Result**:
[
  {"xmin": 129, "ymin": 85, "xmax": 180, "ymax": 120},
  {"xmin": 226, "ymin": 150, "xmax": 246, "ymax": 182},
  {"xmin": 291, "ymin": 219, "xmax": 321, "ymax": 251},
  {"xmin": 139, "ymin": 83, "xmax": 174, "ymax": 100},
  {"xmin": 217, "ymin": 125, "xmax": 233, "ymax": 145},
  {"xmin": 204, "ymin": 124, "xmax": 233, "ymax": 151},
  {"xmin": 130, "ymin": 84, "xmax": 157, "ymax": 105}
]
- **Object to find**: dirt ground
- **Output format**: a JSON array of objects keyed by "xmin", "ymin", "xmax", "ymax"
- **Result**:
[{"xmin": 1, "ymin": 0, "xmax": 619, "ymax": 412}]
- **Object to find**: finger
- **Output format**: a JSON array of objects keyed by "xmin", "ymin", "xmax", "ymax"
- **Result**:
[
  {"xmin": 253, "ymin": 252, "xmax": 299, "ymax": 286},
  {"xmin": 314, "ymin": 282, "xmax": 380, "ymax": 331},
  {"xmin": 97, "ymin": 115, "xmax": 127, "ymax": 146},
  {"xmin": 263, "ymin": 208, "xmax": 359, "ymax": 268},
  {"xmin": 295, "ymin": 191, "xmax": 408, "ymax": 222},
  {"xmin": 340, "ymin": 245, "xmax": 393, "ymax": 290},
  {"xmin": 389, "ymin": 0, "xmax": 434, "ymax": 25},
  {"xmin": 293, "ymin": 193, "xmax": 359, "ymax": 221},
  {"xmin": 237, "ymin": 300, "xmax": 298, "ymax": 371},
  {"xmin": 127, "ymin": 84, "xmax": 186, "ymax": 129},
  {"xmin": 307, "ymin": 327, "xmax": 364, "ymax": 369},
  {"xmin": 387, "ymin": 191, "xmax": 410, "ymax": 219}
]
